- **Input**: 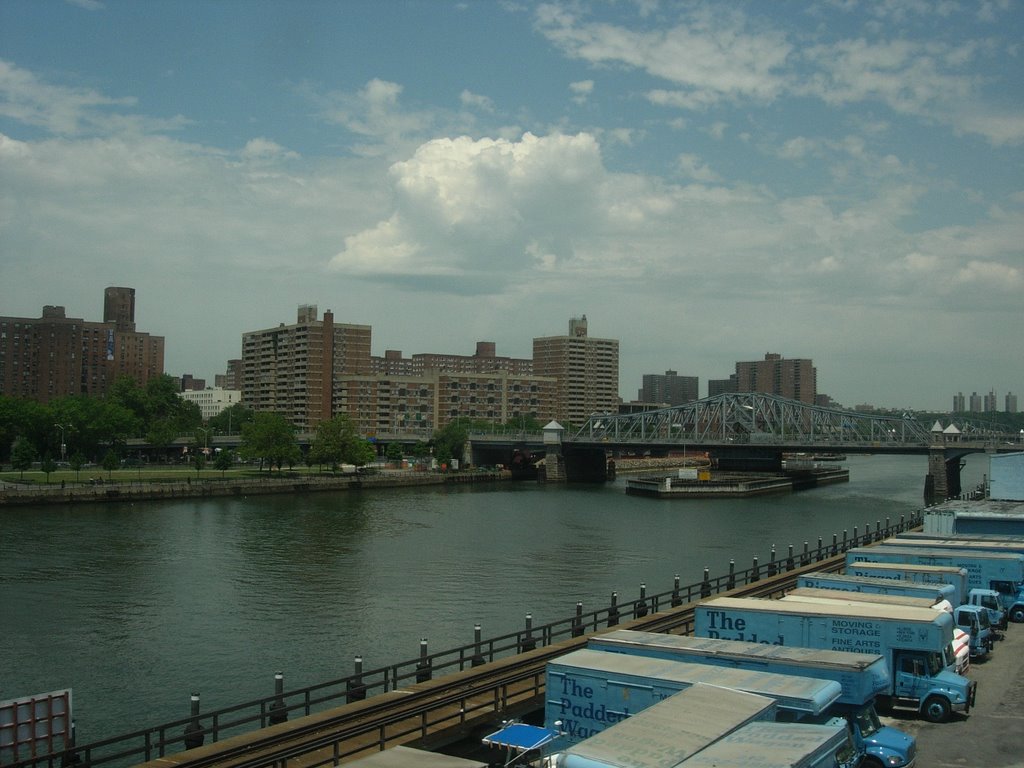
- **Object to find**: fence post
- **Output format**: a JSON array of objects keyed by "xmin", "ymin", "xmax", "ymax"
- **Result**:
[
  {"xmin": 608, "ymin": 592, "xmax": 620, "ymax": 627},
  {"xmin": 183, "ymin": 693, "xmax": 203, "ymax": 749},
  {"xmin": 634, "ymin": 584, "xmax": 648, "ymax": 618},
  {"xmin": 572, "ymin": 602, "xmax": 584, "ymax": 637},
  {"xmin": 700, "ymin": 568, "xmax": 711, "ymax": 598},
  {"xmin": 786, "ymin": 544, "xmax": 795, "ymax": 571},
  {"xmin": 416, "ymin": 639, "xmax": 432, "ymax": 683},
  {"xmin": 768, "ymin": 546, "xmax": 777, "ymax": 576},
  {"xmin": 751, "ymin": 556, "xmax": 760, "ymax": 582},
  {"xmin": 520, "ymin": 613, "xmax": 537, "ymax": 652},
  {"xmin": 471, "ymin": 624, "xmax": 486, "ymax": 667},
  {"xmin": 268, "ymin": 672, "xmax": 287, "ymax": 725},
  {"xmin": 727, "ymin": 560, "xmax": 735, "ymax": 591},
  {"xmin": 347, "ymin": 656, "xmax": 367, "ymax": 702},
  {"xmin": 671, "ymin": 574, "xmax": 682, "ymax": 607}
]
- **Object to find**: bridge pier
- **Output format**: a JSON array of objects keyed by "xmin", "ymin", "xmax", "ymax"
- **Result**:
[{"xmin": 925, "ymin": 446, "xmax": 966, "ymax": 505}]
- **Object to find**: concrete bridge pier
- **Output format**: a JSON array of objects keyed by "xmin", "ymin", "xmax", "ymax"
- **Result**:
[{"xmin": 925, "ymin": 446, "xmax": 964, "ymax": 505}]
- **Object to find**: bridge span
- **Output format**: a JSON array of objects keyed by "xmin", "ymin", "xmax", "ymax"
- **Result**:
[{"xmin": 470, "ymin": 393, "xmax": 1016, "ymax": 500}]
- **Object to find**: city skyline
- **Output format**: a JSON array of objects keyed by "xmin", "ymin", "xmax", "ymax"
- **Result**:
[{"xmin": 2, "ymin": 2, "xmax": 1022, "ymax": 411}]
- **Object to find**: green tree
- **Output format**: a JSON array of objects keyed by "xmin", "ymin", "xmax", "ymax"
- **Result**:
[
  {"xmin": 208, "ymin": 403, "xmax": 253, "ymax": 436},
  {"xmin": 10, "ymin": 436, "xmax": 36, "ymax": 479},
  {"xmin": 69, "ymin": 451, "xmax": 86, "ymax": 482},
  {"xmin": 41, "ymin": 455, "xmax": 57, "ymax": 483},
  {"xmin": 192, "ymin": 452, "xmax": 206, "ymax": 476},
  {"xmin": 308, "ymin": 415, "xmax": 369, "ymax": 470},
  {"xmin": 214, "ymin": 449, "xmax": 235, "ymax": 476},
  {"xmin": 239, "ymin": 413, "xmax": 299, "ymax": 472},
  {"xmin": 432, "ymin": 419, "xmax": 469, "ymax": 467},
  {"xmin": 102, "ymin": 449, "xmax": 119, "ymax": 480},
  {"xmin": 384, "ymin": 442, "xmax": 404, "ymax": 462}
]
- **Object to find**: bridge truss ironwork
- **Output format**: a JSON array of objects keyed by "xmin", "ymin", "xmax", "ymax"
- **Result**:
[{"xmin": 572, "ymin": 392, "xmax": 934, "ymax": 447}]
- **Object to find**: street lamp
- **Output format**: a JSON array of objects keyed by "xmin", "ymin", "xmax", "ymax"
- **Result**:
[
  {"xmin": 196, "ymin": 427, "xmax": 211, "ymax": 457},
  {"xmin": 54, "ymin": 423, "xmax": 70, "ymax": 461}
]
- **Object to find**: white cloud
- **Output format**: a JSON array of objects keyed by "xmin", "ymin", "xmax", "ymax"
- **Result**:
[{"xmin": 460, "ymin": 90, "xmax": 495, "ymax": 112}]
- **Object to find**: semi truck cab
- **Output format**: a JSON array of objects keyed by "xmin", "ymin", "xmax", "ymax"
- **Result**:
[
  {"xmin": 966, "ymin": 588, "xmax": 1006, "ymax": 630},
  {"xmin": 952, "ymin": 605, "xmax": 993, "ymax": 659},
  {"xmin": 891, "ymin": 650, "xmax": 975, "ymax": 723}
]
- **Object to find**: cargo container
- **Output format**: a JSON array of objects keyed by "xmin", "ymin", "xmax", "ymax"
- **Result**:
[
  {"xmin": 544, "ymin": 649, "xmax": 842, "ymax": 749},
  {"xmin": 922, "ymin": 508, "xmax": 1024, "ymax": 536},
  {"xmin": 588, "ymin": 630, "xmax": 916, "ymax": 768},
  {"xmin": 546, "ymin": 683, "xmax": 776, "ymax": 768},
  {"xmin": 780, "ymin": 589, "xmax": 992, "ymax": 660},
  {"xmin": 673, "ymin": 721, "xmax": 856, "ymax": 768},
  {"xmin": 694, "ymin": 597, "xmax": 975, "ymax": 722},
  {"xmin": 797, "ymin": 572, "xmax": 956, "ymax": 610},
  {"xmin": 848, "ymin": 545, "xmax": 1024, "ymax": 622}
]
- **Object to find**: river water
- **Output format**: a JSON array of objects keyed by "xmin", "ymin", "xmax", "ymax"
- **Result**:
[{"xmin": 0, "ymin": 454, "xmax": 988, "ymax": 746}]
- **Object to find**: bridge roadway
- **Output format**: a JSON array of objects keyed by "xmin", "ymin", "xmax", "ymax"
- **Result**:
[{"xmin": 133, "ymin": 556, "xmax": 843, "ymax": 768}]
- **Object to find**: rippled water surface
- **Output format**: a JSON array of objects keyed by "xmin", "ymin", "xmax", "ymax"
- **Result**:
[{"xmin": 0, "ymin": 454, "xmax": 987, "ymax": 743}]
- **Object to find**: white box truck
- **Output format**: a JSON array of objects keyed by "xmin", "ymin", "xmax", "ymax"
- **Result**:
[
  {"xmin": 694, "ymin": 597, "xmax": 976, "ymax": 722},
  {"xmin": 673, "ymin": 721, "xmax": 856, "ymax": 768}
]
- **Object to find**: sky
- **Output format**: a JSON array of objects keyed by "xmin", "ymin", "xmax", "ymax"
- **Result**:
[{"xmin": 1, "ymin": 0, "xmax": 1022, "ymax": 412}]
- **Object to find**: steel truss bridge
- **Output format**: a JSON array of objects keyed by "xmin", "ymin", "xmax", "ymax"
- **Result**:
[{"xmin": 572, "ymin": 392, "xmax": 985, "ymax": 450}]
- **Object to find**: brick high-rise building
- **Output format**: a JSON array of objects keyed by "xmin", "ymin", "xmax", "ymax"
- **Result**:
[
  {"xmin": 734, "ymin": 352, "xmax": 817, "ymax": 404},
  {"xmin": 638, "ymin": 370, "xmax": 698, "ymax": 406},
  {"xmin": 0, "ymin": 287, "xmax": 164, "ymax": 402},
  {"xmin": 240, "ymin": 305, "xmax": 371, "ymax": 430},
  {"xmin": 532, "ymin": 315, "xmax": 619, "ymax": 425}
]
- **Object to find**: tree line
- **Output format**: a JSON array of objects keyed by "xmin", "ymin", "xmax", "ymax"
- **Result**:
[{"xmin": 1, "ymin": 374, "xmax": 546, "ymax": 477}]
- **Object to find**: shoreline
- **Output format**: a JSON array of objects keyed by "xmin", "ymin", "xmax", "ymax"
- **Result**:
[{"xmin": 0, "ymin": 468, "xmax": 512, "ymax": 506}]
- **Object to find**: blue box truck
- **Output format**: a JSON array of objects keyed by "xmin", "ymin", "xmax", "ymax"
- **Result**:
[
  {"xmin": 694, "ymin": 596, "xmax": 976, "ymax": 723},
  {"xmin": 588, "ymin": 630, "xmax": 915, "ymax": 768},
  {"xmin": 546, "ymin": 682, "xmax": 777, "ymax": 768},
  {"xmin": 797, "ymin": 572, "xmax": 956, "ymax": 610},
  {"xmin": 849, "ymin": 544, "xmax": 1024, "ymax": 623},
  {"xmin": 544, "ymin": 649, "xmax": 843, "ymax": 749}
]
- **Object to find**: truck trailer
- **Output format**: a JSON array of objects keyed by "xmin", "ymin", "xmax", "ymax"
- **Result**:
[
  {"xmin": 797, "ymin": 572, "xmax": 956, "ymax": 610},
  {"xmin": 673, "ymin": 721, "xmax": 856, "ymax": 768},
  {"xmin": 780, "ymin": 589, "xmax": 993, "ymax": 660},
  {"xmin": 587, "ymin": 630, "xmax": 916, "ymax": 768},
  {"xmin": 544, "ymin": 649, "xmax": 843, "ymax": 749},
  {"xmin": 848, "ymin": 545, "xmax": 1024, "ymax": 623},
  {"xmin": 546, "ymin": 683, "xmax": 777, "ymax": 768},
  {"xmin": 842, "ymin": 562, "xmax": 969, "ymax": 607},
  {"xmin": 694, "ymin": 597, "xmax": 975, "ymax": 722}
]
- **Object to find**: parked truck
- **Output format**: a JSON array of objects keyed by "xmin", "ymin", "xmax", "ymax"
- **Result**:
[
  {"xmin": 797, "ymin": 572, "xmax": 956, "ymax": 610},
  {"xmin": 674, "ymin": 721, "xmax": 856, "ymax": 768},
  {"xmin": 545, "ymin": 682, "xmax": 777, "ymax": 768},
  {"xmin": 842, "ymin": 562, "xmax": 970, "ymax": 607},
  {"xmin": 694, "ymin": 596, "xmax": 976, "ymax": 722},
  {"xmin": 588, "ymin": 630, "xmax": 916, "ymax": 768},
  {"xmin": 781, "ymin": 589, "xmax": 993, "ymax": 660},
  {"xmin": 545, "ymin": 649, "xmax": 843, "ymax": 749},
  {"xmin": 848, "ymin": 545, "xmax": 1024, "ymax": 623}
]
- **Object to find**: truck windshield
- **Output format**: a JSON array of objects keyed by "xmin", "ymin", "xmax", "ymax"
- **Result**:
[
  {"xmin": 928, "ymin": 652, "xmax": 944, "ymax": 677},
  {"xmin": 977, "ymin": 610, "xmax": 991, "ymax": 629},
  {"xmin": 851, "ymin": 704, "xmax": 881, "ymax": 738},
  {"xmin": 943, "ymin": 644, "xmax": 956, "ymax": 669},
  {"xmin": 980, "ymin": 594, "xmax": 999, "ymax": 610}
]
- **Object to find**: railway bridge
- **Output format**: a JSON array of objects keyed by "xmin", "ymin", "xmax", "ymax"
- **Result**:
[{"xmin": 470, "ymin": 393, "xmax": 1015, "ymax": 501}]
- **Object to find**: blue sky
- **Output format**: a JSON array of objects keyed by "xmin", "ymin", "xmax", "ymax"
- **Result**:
[{"xmin": 1, "ymin": 0, "xmax": 1021, "ymax": 412}]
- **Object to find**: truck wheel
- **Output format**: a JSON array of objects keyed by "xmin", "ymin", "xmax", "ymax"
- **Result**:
[
  {"xmin": 1010, "ymin": 606, "xmax": 1024, "ymax": 623},
  {"xmin": 923, "ymin": 695, "xmax": 951, "ymax": 723}
]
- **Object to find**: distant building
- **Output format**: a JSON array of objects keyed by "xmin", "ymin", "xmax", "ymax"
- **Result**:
[
  {"xmin": 969, "ymin": 391, "xmax": 983, "ymax": 413},
  {"xmin": 953, "ymin": 392, "xmax": 965, "ymax": 413},
  {"xmin": 532, "ymin": 315, "xmax": 620, "ymax": 425},
  {"xmin": 180, "ymin": 388, "xmax": 243, "ymax": 422},
  {"xmin": 638, "ymin": 370, "xmax": 698, "ymax": 406},
  {"xmin": 215, "ymin": 359, "xmax": 243, "ymax": 391},
  {"xmin": 336, "ymin": 369, "xmax": 556, "ymax": 437},
  {"xmin": 1007, "ymin": 392, "xmax": 1018, "ymax": 414},
  {"xmin": 240, "ymin": 305, "xmax": 371, "ymax": 430},
  {"xmin": 0, "ymin": 287, "xmax": 164, "ymax": 402},
  {"xmin": 984, "ymin": 389, "xmax": 998, "ymax": 413},
  {"xmin": 371, "ymin": 341, "xmax": 533, "ymax": 377},
  {"xmin": 707, "ymin": 376, "xmax": 737, "ymax": 398},
  {"xmin": 734, "ymin": 352, "xmax": 816, "ymax": 404},
  {"xmin": 177, "ymin": 374, "xmax": 207, "ymax": 392}
]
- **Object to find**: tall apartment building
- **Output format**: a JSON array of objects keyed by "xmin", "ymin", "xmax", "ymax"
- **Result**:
[
  {"xmin": 371, "ymin": 341, "xmax": 533, "ymax": 377},
  {"xmin": 734, "ymin": 352, "xmax": 817, "ymax": 404},
  {"xmin": 638, "ymin": 370, "xmax": 698, "ymax": 406},
  {"xmin": 240, "ymin": 305, "xmax": 371, "ymax": 430},
  {"xmin": 532, "ymin": 315, "xmax": 619, "ymax": 425},
  {"xmin": 953, "ymin": 392, "xmax": 966, "ymax": 413},
  {"xmin": 969, "ymin": 391, "xmax": 983, "ymax": 413},
  {"xmin": 984, "ymin": 389, "xmax": 998, "ymax": 412},
  {"xmin": 215, "ymin": 359, "xmax": 242, "ymax": 391},
  {"xmin": 336, "ymin": 369, "xmax": 556, "ymax": 437},
  {"xmin": 0, "ymin": 287, "xmax": 164, "ymax": 402},
  {"xmin": 1007, "ymin": 392, "xmax": 1018, "ymax": 414},
  {"xmin": 707, "ymin": 376, "xmax": 738, "ymax": 398}
]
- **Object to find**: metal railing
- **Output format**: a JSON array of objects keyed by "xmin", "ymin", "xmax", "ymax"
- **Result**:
[{"xmin": 8, "ymin": 512, "xmax": 921, "ymax": 768}]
